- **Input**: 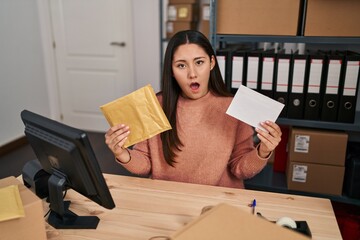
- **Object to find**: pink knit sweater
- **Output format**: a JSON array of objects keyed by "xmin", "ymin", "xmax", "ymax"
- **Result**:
[{"xmin": 120, "ymin": 91, "xmax": 269, "ymax": 188}]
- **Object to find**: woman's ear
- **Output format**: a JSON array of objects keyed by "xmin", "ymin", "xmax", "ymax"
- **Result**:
[{"xmin": 210, "ymin": 55, "xmax": 216, "ymax": 70}]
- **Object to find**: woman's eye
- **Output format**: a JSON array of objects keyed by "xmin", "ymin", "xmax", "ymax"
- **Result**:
[
  {"xmin": 196, "ymin": 60, "xmax": 204, "ymax": 65},
  {"xmin": 177, "ymin": 64, "xmax": 186, "ymax": 69}
]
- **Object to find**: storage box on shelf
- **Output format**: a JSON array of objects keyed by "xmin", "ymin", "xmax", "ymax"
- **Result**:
[
  {"xmin": 305, "ymin": 0, "xmax": 360, "ymax": 37},
  {"xmin": 286, "ymin": 127, "xmax": 348, "ymax": 196},
  {"xmin": 217, "ymin": 0, "xmax": 302, "ymax": 36},
  {"xmin": 166, "ymin": 1, "xmax": 199, "ymax": 39},
  {"xmin": 198, "ymin": 3, "xmax": 210, "ymax": 38}
]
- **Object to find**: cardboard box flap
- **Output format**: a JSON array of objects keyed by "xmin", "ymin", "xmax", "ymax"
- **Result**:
[
  {"xmin": 0, "ymin": 176, "xmax": 40, "ymax": 206},
  {"xmin": 0, "ymin": 176, "xmax": 46, "ymax": 240},
  {"xmin": 171, "ymin": 203, "xmax": 309, "ymax": 240}
]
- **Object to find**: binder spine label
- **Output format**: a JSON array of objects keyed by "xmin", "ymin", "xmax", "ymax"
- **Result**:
[
  {"xmin": 343, "ymin": 61, "xmax": 360, "ymax": 96},
  {"xmin": 247, "ymin": 57, "xmax": 259, "ymax": 89},
  {"xmin": 277, "ymin": 59, "xmax": 290, "ymax": 92},
  {"xmin": 326, "ymin": 60, "xmax": 341, "ymax": 94},
  {"xmin": 232, "ymin": 56, "xmax": 244, "ymax": 88},
  {"xmin": 217, "ymin": 56, "xmax": 226, "ymax": 83},
  {"xmin": 308, "ymin": 59, "xmax": 323, "ymax": 93},
  {"xmin": 261, "ymin": 57, "xmax": 274, "ymax": 90},
  {"xmin": 292, "ymin": 59, "xmax": 306, "ymax": 93}
]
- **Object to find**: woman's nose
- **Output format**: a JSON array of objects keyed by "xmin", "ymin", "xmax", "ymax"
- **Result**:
[{"xmin": 187, "ymin": 65, "xmax": 197, "ymax": 79}]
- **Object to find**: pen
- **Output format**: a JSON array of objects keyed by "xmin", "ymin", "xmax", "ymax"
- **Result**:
[{"xmin": 252, "ymin": 199, "xmax": 256, "ymax": 215}]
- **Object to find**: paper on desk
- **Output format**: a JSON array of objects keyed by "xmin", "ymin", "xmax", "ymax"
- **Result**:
[
  {"xmin": 226, "ymin": 85, "xmax": 284, "ymax": 131},
  {"xmin": 0, "ymin": 184, "xmax": 25, "ymax": 222},
  {"xmin": 100, "ymin": 84, "xmax": 172, "ymax": 148}
]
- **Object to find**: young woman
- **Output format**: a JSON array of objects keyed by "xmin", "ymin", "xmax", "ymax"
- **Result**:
[{"xmin": 105, "ymin": 30, "xmax": 281, "ymax": 188}]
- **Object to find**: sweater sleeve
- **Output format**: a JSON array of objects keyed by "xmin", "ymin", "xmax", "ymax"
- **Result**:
[
  {"xmin": 115, "ymin": 139, "xmax": 152, "ymax": 176},
  {"xmin": 228, "ymin": 122, "xmax": 268, "ymax": 180}
]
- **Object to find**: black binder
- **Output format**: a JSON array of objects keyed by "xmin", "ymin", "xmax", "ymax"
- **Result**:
[
  {"xmin": 337, "ymin": 52, "xmax": 360, "ymax": 123},
  {"xmin": 273, "ymin": 52, "xmax": 291, "ymax": 118},
  {"xmin": 230, "ymin": 50, "xmax": 247, "ymax": 94},
  {"xmin": 259, "ymin": 51, "xmax": 276, "ymax": 99},
  {"xmin": 287, "ymin": 53, "xmax": 307, "ymax": 119},
  {"xmin": 320, "ymin": 52, "xmax": 343, "ymax": 122},
  {"xmin": 304, "ymin": 51, "xmax": 326, "ymax": 121}
]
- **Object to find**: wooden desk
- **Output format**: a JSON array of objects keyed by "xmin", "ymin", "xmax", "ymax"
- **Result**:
[{"xmin": 44, "ymin": 174, "xmax": 342, "ymax": 240}]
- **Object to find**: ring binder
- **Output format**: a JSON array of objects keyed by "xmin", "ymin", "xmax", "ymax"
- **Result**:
[
  {"xmin": 304, "ymin": 51, "xmax": 325, "ymax": 120},
  {"xmin": 320, "ymin": 52, "xmax": 343, "ymax": 122},
  {"xmin": 337, "ymin": 51, "xmax": 360, "ymax": 123},
  {"xmin": 274, "ymin": 52, "xmax": 291, "ymax": 118},
  {"xmin": 288, "ymin": 53, "xmax": 307, "ymax": 119}
]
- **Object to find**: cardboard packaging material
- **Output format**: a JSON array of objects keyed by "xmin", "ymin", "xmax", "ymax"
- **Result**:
[
  {"xmin": 305, "ymin": 0, "xmax": 360, "ymax": 37},
  {"xmin": 167, "ymin": 4, "xmax": 198, "ymax": 22},
  {"xmin": 287, "ymin": 162, "xmax": 345, "ymax": 196},
  {"xmin": 166, "ymin": 21, "xmax": 197, "ymax": 39},
  {"xmin": 288, "ymin": 127, "xmax": 348, "ymax": 166},
  {"xmin": 0, "ymin": 176, "xmax": 46, "ymax": 240},
  {"xmin": 100, "ymin": 84, "xmax": 172, "ymax": 148},
  {"xmin": 171, "ymin": 203, "xmax": 309, "ymax": 240},
  {"xmin": 217, "ymin": 0, "xmax": 301, "ymax": 35}
]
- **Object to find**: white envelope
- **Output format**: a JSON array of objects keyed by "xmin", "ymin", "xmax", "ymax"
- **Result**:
[{"xmin": 226, "ymin": 85, "xmax": 284, "ymax": 131}]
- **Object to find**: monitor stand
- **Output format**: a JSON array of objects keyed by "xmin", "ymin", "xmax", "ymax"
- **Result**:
[{"xmin": 47, "ymin": 170, "xmax": 100, "ymax": 229}]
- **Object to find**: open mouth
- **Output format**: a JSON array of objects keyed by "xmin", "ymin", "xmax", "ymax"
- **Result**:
[{"xmin": 190, "ymin": 82, "xmax": 200, "ymax": 90}]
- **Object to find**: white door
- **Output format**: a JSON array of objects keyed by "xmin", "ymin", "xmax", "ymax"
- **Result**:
[{"xmin": 50, "ymin": 0, "xmax": 135, "ymax": 132}]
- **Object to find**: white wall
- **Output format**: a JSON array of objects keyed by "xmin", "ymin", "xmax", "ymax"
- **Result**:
[
  {"xmin": 133, "ymin": 0, "xmax": 161, "ymax": 92},
  {"xmin": 0, "ymin": 0, "xmax": 161, "ymax": 146},
  {"xmin": 0, "ymin": 0, "xmax": 50, "ymax": 146}
]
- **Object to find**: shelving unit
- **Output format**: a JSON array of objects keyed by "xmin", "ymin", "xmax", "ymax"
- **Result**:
[
  {"xmin": 210, "ymin": 0, "xmax": 360, "ymax": 205},
  {"xmin": 244, "ymin": 164, "xmax": 360, "ymax": 207}
]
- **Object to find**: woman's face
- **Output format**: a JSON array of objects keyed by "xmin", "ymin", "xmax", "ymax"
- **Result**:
[{"xmin": 172, "ymin": 43, "xmax": 215, "ymax": 100}]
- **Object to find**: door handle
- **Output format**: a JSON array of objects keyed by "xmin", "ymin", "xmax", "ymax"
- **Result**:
[{"xmin": 110, "ymin": 42, "xmax": 126, "ymax": 47}]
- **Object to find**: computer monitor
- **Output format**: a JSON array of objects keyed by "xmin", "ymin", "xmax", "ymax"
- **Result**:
[{"xmin": 20, "ymin": 109, "xmax": 115, "ymax": 229}]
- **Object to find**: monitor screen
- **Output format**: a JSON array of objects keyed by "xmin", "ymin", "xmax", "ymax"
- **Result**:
[{"xmin": 21, "ymin": 110, "xmax": 115, "ymax": 229}]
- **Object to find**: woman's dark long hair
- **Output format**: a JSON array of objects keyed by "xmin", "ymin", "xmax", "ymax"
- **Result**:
[{"xmin": 160, "ymin": 30, "xmax": 232, "ymax": 166}]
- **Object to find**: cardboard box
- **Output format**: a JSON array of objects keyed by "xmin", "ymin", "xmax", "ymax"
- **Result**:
[
  {"xmin": 288, "ymin": 127, "xmax": 348, "ymax": 166},
  {"xmin": 168, "ymin": 4, "xmax": 198, "ymax": 22},
  {"xmin": 287, "ymin": 161, "xmax": 345, "ymax": 196},
  {"xmin": 198, "ymin": 4, "xmax": 210, "ymax": 38},
  {"xmin": 166, "ymin": 21, "xmax": 197, "ymax": 39},
  {"xmin": 171, "ymin": 203, "xmax": 309, "ymax": 239},
  {"xmin": 217, "ymin": 0, "xmax": 301, "ymax": 35},
  {"xmin": 0, "ymin": 176, "xmax": 46, "ymax": 240},
  {"xmin": 305, "ymin": 0, "xmax": 360, "ymax": 37}
]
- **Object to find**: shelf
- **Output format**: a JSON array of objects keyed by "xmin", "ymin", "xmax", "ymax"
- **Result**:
[
  {"xmin": 244, "ymin": 164, "xmax": 360, "ymax": 206},
  {"xmin": 215, "ymin": 34, "xmax": 360, "ymax": 45},
  {"xmin": 211, "ymin": 0, "xmax": 360, "ymax": 208},
  {"xmin": 276, "ymin": 111, "xmax": 360, "ymax": 132}
]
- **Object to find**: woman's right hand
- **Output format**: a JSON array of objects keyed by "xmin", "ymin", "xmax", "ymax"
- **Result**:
[{"xmin": 105, "ymin": 124, "xmax": 131, "ymax": 162}]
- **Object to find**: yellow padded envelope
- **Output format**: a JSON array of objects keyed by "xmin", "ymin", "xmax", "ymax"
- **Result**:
[
  {"xmin": 100, "ymin": 84, "xmax": 172, "ymax": 148},
  {"xmin": 0, "ymin": 185, "xmax": 25, "ymax": 222}
]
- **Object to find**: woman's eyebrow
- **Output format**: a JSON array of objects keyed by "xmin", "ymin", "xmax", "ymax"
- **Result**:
[
  {"xmin": 173, "ymin": 56, "xmax": 206, "ymax": 63},
  {"xmin": 194, "ymin": 56, "xmax": 206, "ymax": 60}
]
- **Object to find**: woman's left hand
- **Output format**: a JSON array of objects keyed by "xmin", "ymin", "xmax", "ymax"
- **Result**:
[{"xmin": 255, "ymin": 121, "xmax": 282, "ymax": 158}]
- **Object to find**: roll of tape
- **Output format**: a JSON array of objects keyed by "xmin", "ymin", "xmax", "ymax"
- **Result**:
[{"xmin": 276, "ymin": 217, "xmax": 297, "ymax": 229}]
